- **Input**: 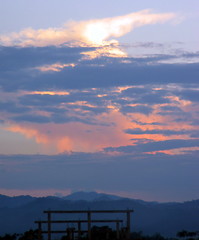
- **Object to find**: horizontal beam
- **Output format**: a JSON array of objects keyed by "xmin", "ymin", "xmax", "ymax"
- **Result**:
[
  {"xmin": 43, "ymin": 210, "xmax": 133, "ymax": 214},
  {"xmin": 35, "ymin": 219, "xmax": 123, "ymax": 224}
]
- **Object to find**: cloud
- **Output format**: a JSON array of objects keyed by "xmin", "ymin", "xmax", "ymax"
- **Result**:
[
  {"xmin": 124, "ymin": 128, "xmax": 194, "ymax": 136},
  {"xmin": 0, "ymin": 10, "xmax": 198, "ymax": 156},
  {"xmin": 1, "ymin": 59, "xmax": 199, "ymax": 92},
  {"xmin": 1, "ymin": 6, "xmax": 199, "ymax": 203},
  {"xmin": 0, "ymin": 45, "xmax": 90, "ymax": 71},
  {"xmin": 0, "ymin": 101, "xmax": 30, "ymax": 113},
  {"xmin": 81, "ymin": 10, "xmax": 175, "ymax": 45},
  {"xmin": 4, "ymin": 109, "xmax": 133, "ymax": 153},
  {"xmin": 120, "ymin": 105, "xmax": 153, "ymax": 114},
  {"xmin": 0, "ymin": 10, "xmax": 176, "ymax": 47},
  {"xmin": 1, "ymin": 76, "xmax": 198, "ymax": 154},
  {"xmin": 104, "ymin": 139, "xmax": 199, "ymax": 153},
  {"xmin": 0, "ymin": 150, "xmax": 199, "ymax": 201},
  {"xmin": 179, "ymin": 89, "xmax": 199, "ymax": 102}
]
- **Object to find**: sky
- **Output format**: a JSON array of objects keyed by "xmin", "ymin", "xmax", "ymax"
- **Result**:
[{"xmin": 0, "ymin": 0, "xmax": 199, "ymax": 202}]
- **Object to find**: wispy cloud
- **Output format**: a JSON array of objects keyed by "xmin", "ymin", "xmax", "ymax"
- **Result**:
[{"xmin": 0, "ymin": 10, "xmax": 176, "ymax": 47}]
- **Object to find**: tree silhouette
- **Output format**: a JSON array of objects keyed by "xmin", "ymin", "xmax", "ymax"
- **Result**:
[
  {"xmin": 177, "ymin": 230, "xmax": 198, "ymax": 240},
  {"xmin": 18, "ymin": 229, "xmax": 39, "ymax": 240},
  {"xmin": 0, "ymin": 234, "xmax": 17, "ymax": 240}
]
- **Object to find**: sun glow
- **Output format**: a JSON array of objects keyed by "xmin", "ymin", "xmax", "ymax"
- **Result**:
[
  {"xmin": 82, "ymin": 10, "xmax": 175, "ymax": 46},
  {"xmin": 84, "ymin": 22, "xmax": 109, "ymax": 45}
]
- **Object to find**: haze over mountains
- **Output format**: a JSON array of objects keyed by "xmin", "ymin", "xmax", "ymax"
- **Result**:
[{"xmin": 0, "ymin": 191, "xmax": 198, "ymax": 237}]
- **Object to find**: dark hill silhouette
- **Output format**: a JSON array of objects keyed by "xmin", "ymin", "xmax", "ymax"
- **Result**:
[
  {"xmin": 0, "ymin": 192, "xmax": 198, "ymax": 237},
  {"xmin": 0, "ymin": 194, "xmax": 35, "ymax": 208}
]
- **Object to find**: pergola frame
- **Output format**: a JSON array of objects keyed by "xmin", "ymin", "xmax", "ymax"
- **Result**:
[{"xmin": 35, "ymin": 209, "xmax": 133, "ymax": 240}]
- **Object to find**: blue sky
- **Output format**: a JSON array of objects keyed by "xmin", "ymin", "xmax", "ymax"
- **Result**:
[{"xmin": 0, "ymin": 0, "xmax": 198, "ymax": 202}]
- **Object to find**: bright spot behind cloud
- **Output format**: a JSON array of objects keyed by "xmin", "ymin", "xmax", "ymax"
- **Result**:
[{"xmin": 83, "ymin": 10, "xmax": 175, "ymax": 45}]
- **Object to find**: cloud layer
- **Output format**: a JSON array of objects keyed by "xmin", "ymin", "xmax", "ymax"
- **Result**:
[{"xmin": 0, "ymin": 10, "xmax": 198, "ymax": 201}]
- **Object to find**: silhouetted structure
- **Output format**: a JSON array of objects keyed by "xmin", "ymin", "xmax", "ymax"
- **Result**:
[{"xmin": 35, "ymin": 209, "xmax": 133, "ymax": 240}]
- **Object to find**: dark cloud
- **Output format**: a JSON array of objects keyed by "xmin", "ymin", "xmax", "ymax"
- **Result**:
[
  {"xmin": 126, "ymin": 54, "xmax": 177, "ymax": 65},
  {"xmin": 0, "ymin": 46, "xmax": 94, "ymax": 71},
  {"xmin": 0, "ymin": 44, "xmax": 199, "ymax": 163},
  {"xmin": 18, "ymin": 94, "xmax": 70, "ymax": 106},
  {"xmin": 52, "ymin": 63, "xmax": 198, "ymax": 90},
  {"xmin": 50, "ymin": 114, "xmax": 109, "ymax": 125},
  {"xmin": 131, "ymin": 120, "xmax": 166, "ymax": 126},
  {"xmin": 179, "ymin": 89, "xmax": 199, "ymax": 102},
  {"xmin": 159, "ymin": 105, "xmax": 182, "ymax": 112},
  {"xmin": 157, "ymin": 110, "xmax": 189, "ymax": 117},
  {"xmin": 0, "ymin": 44, "xmax": 199, "ymax": 92},
  {"xmin": 79, "ymin": 105, "xmax": 108, "ymax": 114},
  {"xmin": 120, "ymin": 105, "xmax": 153, "ymax": 114},
  {"xmin": 11, "ymin": 112, "xmax": 103, "ymax": 125},
  {"xmin": 137, "ymin": 93, "xmax": 170, "ymax": 104},
  {"xmin": 0, "ymin": 101, "xmax": 30, "ymax": 113},
  {"xmin": 128, "ymin": 42, "xmax": 165, "ymax": 49},
  {"xmin": 18, "ymin": 90, "xmax": 107, "ymax": 107},
  {"xmin": 190, "ymin": 131, "xmax": 199, "ymax": 138},
  {"xmin": 105, "ymin": 139, "xmax": 199, "ymax": 153},
  {"xmin": 11, "ymin": 114, "xmax": 51, "ymax": 123},
  {"xmin": 191, "ymin": 119, "xmax": 199, "ymax": 126},
  {"xmin": 181, "ymin": 51, "xmax": 199, "ymax": 59},
  {"xmin": 1, "ymin": 80, "xmax": 198, "ymax": 126},
  {"xmin": 124, "ymin": 128, "xmax": 191, "ymax": 136}
]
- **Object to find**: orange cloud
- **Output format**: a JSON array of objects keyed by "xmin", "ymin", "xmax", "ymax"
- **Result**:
[
  {"xmin": 4, "ymin": 110, "xmax": 133, "ymax": 154},
  {"xmin": 4, "ymin": 99, "xmax": 196, "ymax": 155},
  {"xmin": 6, "ymin": 125, "xmax": 50, "ymax": 144},
  {"xmin": 35, "ymin": 63, "xmax": 76, "ymax": 72},
  {"xmin": 30, "ymin": 91, "xmax": 70, "ymax": 96}
]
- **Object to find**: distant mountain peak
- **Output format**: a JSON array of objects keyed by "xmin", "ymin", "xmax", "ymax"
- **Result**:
[{"xmin": 62, "ymin": 191, "xmax": 123, "ymax": 201}]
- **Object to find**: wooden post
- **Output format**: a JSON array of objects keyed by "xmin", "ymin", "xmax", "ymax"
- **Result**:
[
  {"xmin": 47, "ymin": 212, "xmax": 51, "ymax": 240},
  {"xmin": 78, "ymin": 221, "xmax": 81, "ymax": 240},
  {"xmin": 126, "ymin": 210, "xmax": 131, "ymax": 240},
  {"xmin": 116, "ymin": 221, "xmax": 120, "ymax": 240},
  {"xmin": 72, "ymin": 228, "xmax": 75, "ymax": 240},
  {"xmin": 87, "ymin": 211, "xmax": 91, "ymax": 240},
  {"xmin": 38, "ymin": 221, "xmax": 42, "ymax": 240}
]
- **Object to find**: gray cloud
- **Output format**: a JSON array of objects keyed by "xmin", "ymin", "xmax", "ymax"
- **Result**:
[
  {"xmin": 11, "ymin": 112, "xmax": 106, "ymax": 125},
  {"xmin": 0, "ymin": 44, "xmax": 199, "ymax": 92},
  {"xmin": 124, "ymin": 128, "xmax": 193, "ymax": 136},
  {"xmin": 0, "ymin": 46, "xmax": 93, "ymax": 71},
  {"xmin": 0, "ymin": 101, "xmax": 30, "ymax": 113},
  {"xmin": 179, "ymin": 89, "xmax": 199, "ymax": 102},
  {"xmin": 11, "ymin": 114, "xmax": 51, "ymax": 123},
  {"xmin": 105, "ymin": 139, "xmax": 199, "ymax": 153},
  {"xmin": 2, "ymin": 80, "xmax": 196, "ymax": 125},
  {"xmin": 120, "ymin": 105, "xmax": 153, "ymax": 114}
]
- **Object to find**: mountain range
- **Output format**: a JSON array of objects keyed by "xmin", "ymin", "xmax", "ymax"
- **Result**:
[{"xmin": 0, "ymin": 191, "xmax": 198, "ymax": 237}]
